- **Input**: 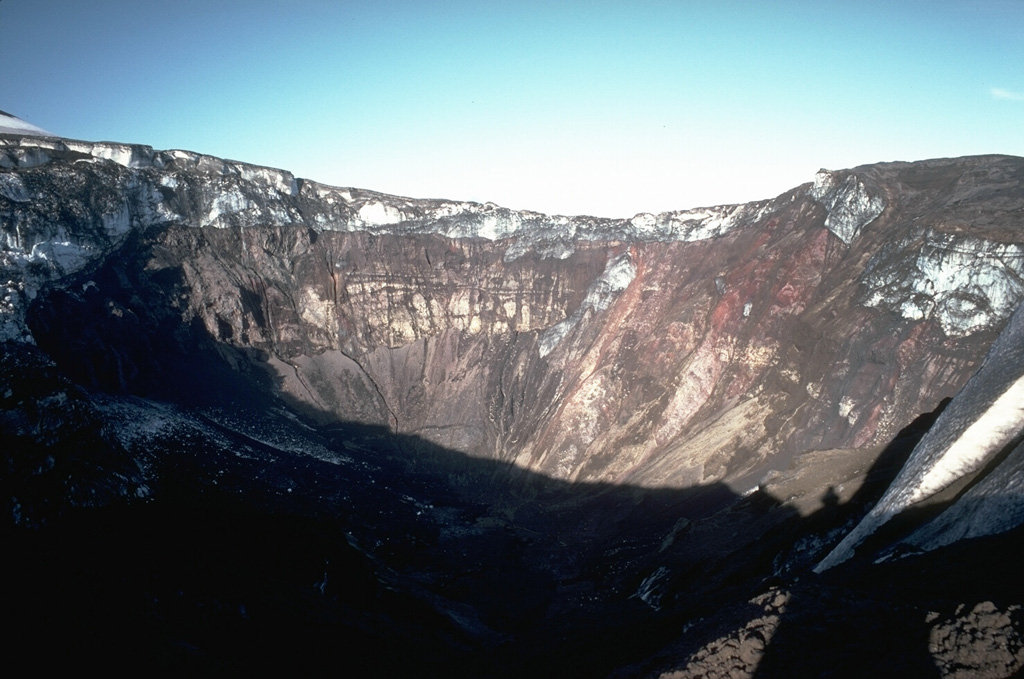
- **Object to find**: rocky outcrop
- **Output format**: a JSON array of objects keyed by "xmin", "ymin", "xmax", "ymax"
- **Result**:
[
  {"xmin": 928, "ymin": 602, "xmax": 1024, "ymax": 679},
  {"xmin": 635, "ymin": 593, "xmax": 1024, "ymax": 679}
]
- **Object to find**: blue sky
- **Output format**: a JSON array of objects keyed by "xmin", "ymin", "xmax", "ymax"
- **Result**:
[{"xmin": 2, "ymin": 0, "xmax": 1023, "ymax": 217}]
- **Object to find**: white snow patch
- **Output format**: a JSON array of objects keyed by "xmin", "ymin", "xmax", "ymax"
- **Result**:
[
  {"xmin": 21, "ymin": 240, "xmax": 92, "ymax": 272},
  {"xmin": 633, "ymin": 203, "xmax": 765, "ymax": 242},
  {"xmin": 630, "ymin": 212, "xmax": 659, "ymax": 234},
  {"xmin": 356, "ymin": 201, "xmax": 406, "ymax": 226},
  {"xmin": 66, "ymin": 141, "xmax": 145, "ymax": 168},
  {"xmin": 539, "ymin": 253, "xmax": 636, "ymax": 357},
  {"xmin": 236, "ymin": 164, "xmax": 299, "ymax": 196},
  {"xmin": 441, "ymin": 208, "xmax": 527, "ymax": 241},
  {"xmin": 0, "ymin": 173, "xmax": 30, "ymax": 202},
  {"xmin": 476, "ymin": 212, "xmax": 519, "ymax": 240},
  {"xmin": 205, "ymin": 188, "xmax": 253, "ymax": 226},
  {"xmin": 906, "ymin": 373, "xmax": 1024, "ymax": 504},
  {"xmin": 0, "ymin": 112, "xmax": 53, "ymax": 137},
  {"xmin": 838, "ymin": 396, "xmax": 858, "ymax": 425}
]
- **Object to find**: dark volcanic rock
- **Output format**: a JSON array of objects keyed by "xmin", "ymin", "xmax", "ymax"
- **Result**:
[{"xmin": 3, "ymin": 133, "xmax": 1024, "ymax": 676}]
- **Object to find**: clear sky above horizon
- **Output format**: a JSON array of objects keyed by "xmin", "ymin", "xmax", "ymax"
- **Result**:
[{"xmin": 2, "ymin": 1, "xmax": 1023, "ymax": 218}]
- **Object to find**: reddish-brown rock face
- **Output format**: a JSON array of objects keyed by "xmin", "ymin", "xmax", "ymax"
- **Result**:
[
  {"xmin": 4, "ymin": 137, "xmax": 1022, "ymax": 494},
  {"xmin": 174, "ymin": 179, "xmax": 1023, "ymax": 492}
]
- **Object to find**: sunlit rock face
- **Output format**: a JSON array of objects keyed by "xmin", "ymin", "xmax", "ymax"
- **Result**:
[{"xmin": 4, "ymin": 136, "xmax": 1024, "ymax": 494}]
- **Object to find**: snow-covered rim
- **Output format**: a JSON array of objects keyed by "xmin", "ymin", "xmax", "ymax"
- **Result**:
[{"xmin": 0, "ymin": 135, "xmax": 779, "ymax": 247}]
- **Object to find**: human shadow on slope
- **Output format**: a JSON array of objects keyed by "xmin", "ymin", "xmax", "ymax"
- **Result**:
[
  {"xmin": 601, "ymin": 401, "xmax": 975, "ymax": 677},
  {"xmin": 749, "ymin": 398, "xmax": 1024, "ymax": 678}
]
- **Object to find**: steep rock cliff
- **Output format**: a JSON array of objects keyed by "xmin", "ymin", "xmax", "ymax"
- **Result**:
[{"xmin": 4, "ymin": 136, "xmax": 1022, "ymax": 493}]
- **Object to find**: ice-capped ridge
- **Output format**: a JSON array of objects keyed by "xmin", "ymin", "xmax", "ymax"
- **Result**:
[
  {"xmin": 2, "ymin": 136, "xmax": 772, "ymax": 265},
  {"xmin": 629, "ymin": 202, "xmax": 770, "ymax": 242},
  {"xmin": 1, "ymin": 136, "xmax": 299, "ymax": 196},
  {"xmin": 2, "ymin": 138, "xmax": 300, "ymax": 231},
  {"xmin": 307, "ymin": 180, "xmax": 771, "ymax": 260},
  {"xmin": 862, "ymin": 229, "xmax": 1024, "ymax": 336},
  {"xmin": 809, "ymin": 169, "xmax": 884, "ymax": 244}
]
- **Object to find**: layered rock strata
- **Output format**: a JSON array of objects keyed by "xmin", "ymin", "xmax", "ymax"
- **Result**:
[{"xmin": 3, "ymin": 136, "xmax": 1024, "ymax": 495}]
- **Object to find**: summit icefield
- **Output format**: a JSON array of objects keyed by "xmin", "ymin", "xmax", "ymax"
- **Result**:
[{"xmin": 0, "ymin": 111, "xmax": 53, "ymax": 137}]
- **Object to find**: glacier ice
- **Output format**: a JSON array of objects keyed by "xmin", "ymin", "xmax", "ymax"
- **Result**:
[
  {"xmin": 0, "ymin": 111, "xmax": 53, "ymax": 137},
  {"xmin": 862, "ymin": 230, "xmax": 1024, "ymax": 336},
  {"xmin": 894, "ymin": 439, "xmax": 1024, "ymax": 553},
  {"xmin": 809, "ymin": 169, "xmax": 884, "ymax": 244}
]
